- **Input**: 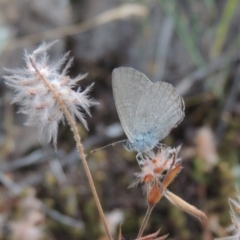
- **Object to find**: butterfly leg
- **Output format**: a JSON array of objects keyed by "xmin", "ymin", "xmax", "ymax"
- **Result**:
[{"xmin": 136, "ymin": 152, "xmax": 144, "ymax": 164}]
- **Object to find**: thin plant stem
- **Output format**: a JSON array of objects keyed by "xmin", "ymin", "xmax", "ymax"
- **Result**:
[
  {"xmin": 137, "ymin": 205, "xmax": 154, "ymax": 239},
  {"xmin": 29, "ymin": 58, "xmax": 113, "ymax": 240}
]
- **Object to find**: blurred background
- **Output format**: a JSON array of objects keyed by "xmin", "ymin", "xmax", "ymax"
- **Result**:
[{"xmin": 1, "ymin": 0, "xmax": 240, "ymax": 239}]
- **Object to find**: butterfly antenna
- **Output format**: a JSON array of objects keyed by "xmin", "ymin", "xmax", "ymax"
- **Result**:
[{"xmin": 90, "ymin": 139, "xmax": 127, "ymax": 153}]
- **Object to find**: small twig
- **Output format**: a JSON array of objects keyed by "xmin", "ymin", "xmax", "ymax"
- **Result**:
[
  {"xmin": 6, "ymin": 152, "xmax": 81, "ymax": 195},
  {"xmin": 0, "ymin": 127, "xmax": 114, "ymax": 172},
  {"xmin": 137, "ymin": 205, "xmax": 154, "ymax": 239},
  {"xmin": 176, "ymin": 51, "xmax": 240, "ymax": 95},
  {"xmin": 43, "ymin": 205, "xmax": 84, "ymax": 229},
  {"xmin": 48, "ymin": 158, "xmax": 68, "ymax": 185},
  {"xmin": 3, "ymin": 4, "xmax": 148, "ymax": 52},
  {"xmin": 0, "ymin": 149, "xmax": 64, "ymax": 172},
  {"xmin": 0, "ymin": 172, "xmax": 22, "ymax": 195},
  {"xmin": 0, "ymin": 121, "xmax": 124, "ymax": 173}
]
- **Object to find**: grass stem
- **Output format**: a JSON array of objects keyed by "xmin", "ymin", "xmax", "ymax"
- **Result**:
[{"xmin": 29, "ymin": 57, "xmax": 113, "ymax": 240}]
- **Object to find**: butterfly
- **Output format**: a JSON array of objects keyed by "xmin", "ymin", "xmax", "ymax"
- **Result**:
[{"xmin": 112, "ymin": 67, "xmax": 185, "ymax": 156}]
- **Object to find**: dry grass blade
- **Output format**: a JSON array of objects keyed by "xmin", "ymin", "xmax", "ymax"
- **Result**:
[
  {"xmin": 136, "ymin": 229, "xmax": 169, "ymax": 240},
  {"xmin": 211, "ymin": 0, "xmax": 239, "ymax": 58},
  {"xmin": 164, "ymin": 190, "xmax": 207, "ymax": 222},
  {"xmin": 176, "ymin": 51, "xmax": 240, "ymax": 95},
  {"xmin": 156, "ymin": 235, "xmax": 169, "ymax": 240},
  {"xmin": 3, "ymin": 4, "xmax": 148, "ymax": 52},
  {"xmin": 159, "ymin": 0, "xmax": 204, "ymax": 67}
]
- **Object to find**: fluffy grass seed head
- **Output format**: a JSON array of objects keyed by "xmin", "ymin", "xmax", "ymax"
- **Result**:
[
  {"xmin": 133, "ymin": 146, "xmax": 182, "ymax": 187},
  {"xmin": 132, "ymin": 146, "xmax": 207, "ymax": 221},
  {"xmin": 131, "ymin": 146, "xmax": 182, "ymax": 204},
  {"xmin": 4, "ymin": 41, "xmax": 98, "ymax": 147}
]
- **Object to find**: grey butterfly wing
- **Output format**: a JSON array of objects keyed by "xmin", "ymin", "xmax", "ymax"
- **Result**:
[
  {"xmin": 112, "ymin": 67, "xmax": 152, "ymax": 141},
  {"xmin": 133, "ymin": 81, "xmax": 185, "ymax": 142}
]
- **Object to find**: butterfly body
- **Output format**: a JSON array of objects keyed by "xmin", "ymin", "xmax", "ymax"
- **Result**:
[
  {"xmin": 112, "ymin": 67, "xmax": 185, "ymax": 155},
  {"xmin": 124, "ymin": 131, "xmax": 159, "ymax": 153}
]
